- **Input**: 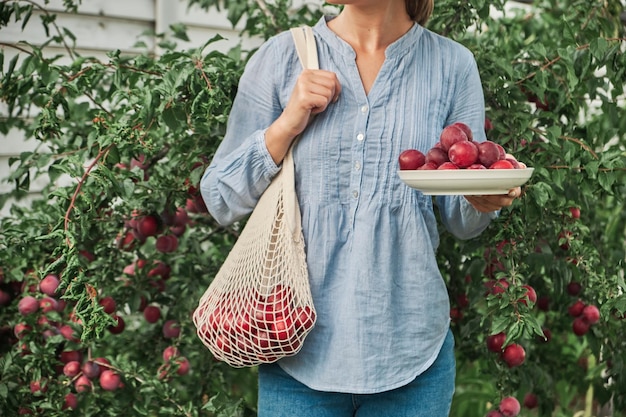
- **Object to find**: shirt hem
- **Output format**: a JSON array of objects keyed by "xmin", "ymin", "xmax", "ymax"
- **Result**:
[{"xmin": 277, "ymin": 322, "xmax": 451, "ymax": 395}]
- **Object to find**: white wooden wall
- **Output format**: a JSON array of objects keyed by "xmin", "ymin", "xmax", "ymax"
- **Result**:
[
  {"xmin": 0, "ymin": 0, "xmax": 262, "ymax": 216},
  {"xmin": 2, "ymin": 1, "xmax": 621, "ymax": 216}
]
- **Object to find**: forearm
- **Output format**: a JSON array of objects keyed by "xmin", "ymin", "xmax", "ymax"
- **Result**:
[
  {"xmin": 265, "ymin": 116, "xmax": 300, "ymax": 165},
  {"xmin": 437, "ymin": 195, "xmax": 497, "ymax": 240}
]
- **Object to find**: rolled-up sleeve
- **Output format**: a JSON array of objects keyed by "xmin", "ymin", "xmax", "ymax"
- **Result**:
[
  {"xmin": 436, "ymin": 50, "xmax": 497, "ymax": 240},
  {"xmin": 201, "ymin": 129, "xmax": 281, "ymax": 225},
  {"xmin": 436, "ymin": 195, "xmax": 498, "ymax": 240}
]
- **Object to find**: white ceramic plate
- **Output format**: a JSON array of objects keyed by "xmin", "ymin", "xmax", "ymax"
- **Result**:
[{"xmin": 398, "ymin": 168, "xmax": 534, "ymax": 195}]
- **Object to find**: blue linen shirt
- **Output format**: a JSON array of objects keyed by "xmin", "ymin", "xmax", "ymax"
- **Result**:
[{"xmin": 200, "ymin": 16, "xmax": 496, "ymax": 394}]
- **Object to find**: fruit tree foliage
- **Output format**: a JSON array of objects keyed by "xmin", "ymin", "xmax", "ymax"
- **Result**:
[{"xmin": 0, "ymin": 1, "xmax": 624, "ymax": 416}]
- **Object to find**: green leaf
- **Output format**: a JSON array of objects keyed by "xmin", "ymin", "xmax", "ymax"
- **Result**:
[
  {"xmin": 133, "ymin": 40, "xmax": 148, "ymax": 49},
  {"xmin": 525, "ymin": 314, "xmax": 545, "ymax": 339},
  {"xmin": 589, "ymin": 37, "xmax": 609, "ymax": 61},
  {"xmin": 19, "ymin": 6, "xmax": 32, "ymax": 30},
  {"xmin": 585, "ymin": 160, "xmax": 599, "ymax": 178},
  {"xmin": 121, "ymin": 178, "xmax": 136, "ymax": 199},
  {"xmin": 528, "ymin": 182, "xmax": 551, "ymax": 207},
  {"xmin": 566, "ymin": 62, "xmax": 578, "ymax": 89},
  {"xmin": 534, "ymin": 42, "xmax": 547, "ymax": 59},
  {"xmin": 597, "ymin": 170, "xmax": 616, "ymax": 193},
  {"xmin": 5, "ymin": 54, "xmax": 18, "ymax": 80},
  {"xmin": 62, "ymin": 27, "xmax": 76, "ymax": 42},
  {"xmin": 545, "ymin": 125, "xmax": 562, "ymax": 142},
  {"xmin": 170, "ymin": 23, "xmax": 190, "ymax": 41},
  {"xmin": 162, "ymin": 106, "xmax": 186, "ymax": 131},
  {"xmin": 490, "ymin": 314, "xmax": 509, "ymax": 335},
  {"xmin": 139, "ymin": 90, "xmax": 158, "ymax": 126},
  {"xmin": 200, "ymin": 33, "xmax": 226, "ymax": 52}
]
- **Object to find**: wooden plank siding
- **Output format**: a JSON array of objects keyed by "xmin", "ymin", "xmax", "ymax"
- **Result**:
[{"xmin": 0, "ymin": 0, "xmax": 259, "ymax": 216}]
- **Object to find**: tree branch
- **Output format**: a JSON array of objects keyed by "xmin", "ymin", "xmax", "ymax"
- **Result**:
[
  {"xmin": 16, "ymin": 0, "xmax": 77, "ymax": 60},
  {"xmin": 64, "ymin": 144, "xmax": 112, "ymax": 246}
]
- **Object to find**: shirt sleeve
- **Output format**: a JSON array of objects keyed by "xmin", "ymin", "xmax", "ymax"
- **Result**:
[
  {"xmin": 444, "ymin": 50, "xmax": 487, "ymax": 143},
  {"xmin": 436, "ymin": 195, "xmax": 498, "ymax": 240},
  {"xmin": 199, "ymin": 38, "xmax": 286, "ymax": 226},
  {"xmin": 436, "ymin": 50, "xmax": 498, "ymax": 239}
]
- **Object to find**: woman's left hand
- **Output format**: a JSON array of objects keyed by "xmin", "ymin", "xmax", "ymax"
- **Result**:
[{"xmin": 464, "ymin": 187, "xmax": 522, "ymax": 213}]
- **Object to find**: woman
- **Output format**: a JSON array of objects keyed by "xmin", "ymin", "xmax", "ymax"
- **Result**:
[{"xmin": 200, "ymin": 1, "xmax": 520, "ymax": 415}]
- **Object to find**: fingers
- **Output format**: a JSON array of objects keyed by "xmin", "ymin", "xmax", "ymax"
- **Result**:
[
  {"xmin": 278, "ymin": 70, "xmax": 341, "ymax": 138},
  {"xmin": 305, "ymin": 69, "xmax": 341, "ymax": 103},
  {"xmin": 507, "ymin": 187, "xmax": 522, "ymax": 199},
  {"xmin": 465, "ymin": 187, "xmax": 522, "ymax": 213},
  {"xmin": 294, "ymin": 69, "xmax": 341, "ymax": 114},
  {"xmin": 464, "ymin": 196, "xmax": 507, "ymax": 213}
]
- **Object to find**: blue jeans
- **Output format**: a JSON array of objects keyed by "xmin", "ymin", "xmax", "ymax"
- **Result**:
[{"xmin": 258, "ymin": 329, "xmax": 455, "ymax": 417}]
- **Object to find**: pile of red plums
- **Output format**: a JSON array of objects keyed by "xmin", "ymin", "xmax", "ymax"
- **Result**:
[{"xmin": 398, "ymin": 122, "xmax": 527, "ymax": 171}]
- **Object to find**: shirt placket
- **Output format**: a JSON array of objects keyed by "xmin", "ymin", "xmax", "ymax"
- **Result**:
[{"xmin": 349, "ymin": 102, "xmax": 370, "ymax": 221}]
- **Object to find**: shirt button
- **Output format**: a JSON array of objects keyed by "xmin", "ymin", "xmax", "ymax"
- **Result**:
[
  {"xmin": 356, "ymin": 133, "xmax": 364, "ymax": 141},
  {"xmin": 360, "ymin": 105, "xmax": 368, "ymax": 113},
  {"xmin": 354, "ymin": 161, "xmax": 361, "ymax": 171},
  {"xmin": 352, "ymin": 190, "xmax": 359, "ymax": 198}
]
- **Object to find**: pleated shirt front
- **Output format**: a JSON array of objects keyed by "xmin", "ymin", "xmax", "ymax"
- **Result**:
[{"xmin": 200, "ymin": 16, "xmax": 495, "ymax": 394}]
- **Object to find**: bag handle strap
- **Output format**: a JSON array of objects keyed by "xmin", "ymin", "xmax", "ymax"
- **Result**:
[
  {"xmin": 285, "ymin": 26, "xmax": 318, "ymax": 161},
  {"xmin": 290, "ymin": 26, "xmax": 319, "ymax": 71},
  {"xmin": 282, "ymin": 26, "xmax": 318, "ymax": 240}
]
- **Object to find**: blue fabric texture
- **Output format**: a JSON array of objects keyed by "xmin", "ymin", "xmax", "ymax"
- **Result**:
[
  {"xmin": 200, "ymin": 16, "xmax": 495, "ymax": 394},
  {"xmin": 257, "ymin": 328, "xmax": 456, "ymax": 417}
]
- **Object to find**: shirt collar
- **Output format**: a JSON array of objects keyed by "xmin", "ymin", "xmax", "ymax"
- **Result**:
[{"xmin": 314, "ymin": 15, "xmax": 424, "ymax": 59}]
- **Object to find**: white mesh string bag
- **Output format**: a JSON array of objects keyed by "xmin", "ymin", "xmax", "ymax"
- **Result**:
[{"xmin": 193, "ymin": 27, "xmax": 318, "ymax": 368}]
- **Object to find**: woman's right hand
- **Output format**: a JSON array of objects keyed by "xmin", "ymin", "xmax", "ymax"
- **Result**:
[
  {"xmin": 282, "ymin": 69, "xmax": 342, "ymax": 136},
  {"xmin": 265, "ymin": 69, "xmax": 341, "ymax": 164}
]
